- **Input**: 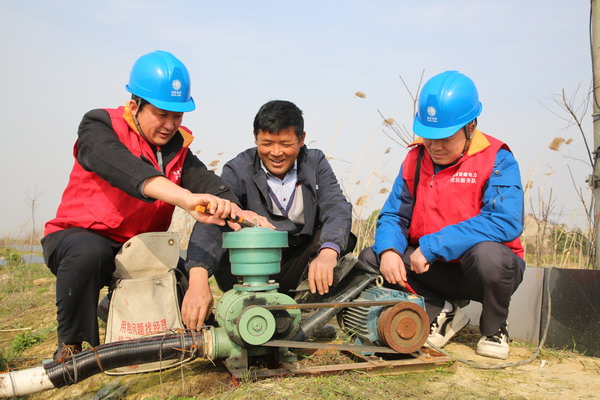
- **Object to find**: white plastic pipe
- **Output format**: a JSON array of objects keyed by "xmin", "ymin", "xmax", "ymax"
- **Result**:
[{"xmin": 0, "ymin": 366, "xmax": 54, "ymax": 398}]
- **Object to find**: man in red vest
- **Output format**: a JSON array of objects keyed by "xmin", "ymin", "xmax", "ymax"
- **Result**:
[
  {"xmin": 42, "ymin": 50, "xmax": 270, "ymax": 360},
  {"xmin": 359, "ymin": 70, "xmax": 525, "ymax": 360}
]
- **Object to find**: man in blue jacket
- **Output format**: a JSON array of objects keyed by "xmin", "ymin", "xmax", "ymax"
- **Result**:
[
  {"xmin": 359, "ymin": 71, "xmax": 525, "ymax": 360},
  {"xmin": 186, "ymin": 100, "xmax": 355, "ymax": 304}
]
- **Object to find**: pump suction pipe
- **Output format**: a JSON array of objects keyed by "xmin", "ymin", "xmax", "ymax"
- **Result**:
[{"xmin": 0, "ymin": 330, "xmax": 208, "ymax": 398}]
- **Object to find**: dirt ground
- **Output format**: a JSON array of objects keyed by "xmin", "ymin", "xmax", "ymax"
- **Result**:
[
  {"xmin": 434, "ymin": 340, "xmax": 600, "ymax": 399},
  {"xmin": 2, "ymin": 266, "xmax": 600, "ymax": 400},
  {"xmin": 9, "ymin": 327, "xmax": 600, "ymax": 400}
]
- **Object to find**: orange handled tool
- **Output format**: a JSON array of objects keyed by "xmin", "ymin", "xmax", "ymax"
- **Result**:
[{"xmin": 194, "ymin": 204, "xmax": 256, "ymax": 228}]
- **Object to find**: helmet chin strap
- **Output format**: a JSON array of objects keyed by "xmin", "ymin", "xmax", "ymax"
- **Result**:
[
  {"xmin": 132, "ymin": 98, "xmax": 148, "ymax": 140},
  {"xmin": 458, "ymin": 120, "xmax": 476, "ymax": 159},
  {"xmin": 132, "ymin": 98, "xmax": 164, "ymax": 173},
  {"xmin": 458, "ymin": 133, "xmax": 472, "ymax": 159},
  {"xmin": 133, "ymin": 114, "xmax": 145, "ymax": 137}
]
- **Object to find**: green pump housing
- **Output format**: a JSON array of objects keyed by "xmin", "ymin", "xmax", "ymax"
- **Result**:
[{"xmin": 208, "ymin": 228, "xmax": 302, "ymax": 369}]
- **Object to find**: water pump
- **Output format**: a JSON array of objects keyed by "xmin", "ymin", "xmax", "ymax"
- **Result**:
[{"xmin": 206, "ymin": 227, "xmax": 302, "ymax": 370}]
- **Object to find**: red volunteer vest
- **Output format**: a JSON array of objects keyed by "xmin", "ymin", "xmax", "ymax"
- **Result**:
[
  {"xmin": 402, "ymin": 131, "xmax": 524, "ymax": 259},
  {"xmin": 44, "ymin": 106, "xmax": 192, "ymax": 243}
]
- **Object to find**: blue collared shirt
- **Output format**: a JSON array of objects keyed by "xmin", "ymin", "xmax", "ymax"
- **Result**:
[
  {"xmin": 261, "ymin": 161, "xmax": 340, "ymax": 256},
  {"xmin": 262, "ymin": 162, "xmax": 299, "ymax": 213}
]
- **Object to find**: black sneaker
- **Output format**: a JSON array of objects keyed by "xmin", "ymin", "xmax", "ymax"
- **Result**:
[
  {"xmin": 477, "ymin": 323, "xmax": 510, "ymax": 359},
  {"xmin": 425, "ymin": 303, "xmax": 469, "ymax": 348}
]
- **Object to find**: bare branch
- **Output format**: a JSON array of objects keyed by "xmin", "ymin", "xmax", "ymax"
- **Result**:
[
  {"xmin": 560, "ymin": 88, "xmax": 593, "ymax": 166},
  {"xmin": 536, "ymin": 96, "xmax": 573, "ymax": 125},
  {"xmin": 377, "ymin": 71, "xmax": 424, "ymax": 147},
  {"xmin": 378, "ymin": 109, "xmax": 413, "ymax": 147},
  {"xmin": 567, "ymin": 164, "xmax": 593, "ymax": 226},
  {"xmin": 381, "ymin": 129, "xmax": 405, "ymax": 147},
  {"xmin": 562, "ymin": 154, "xmax": 594, "ymax": 166}
]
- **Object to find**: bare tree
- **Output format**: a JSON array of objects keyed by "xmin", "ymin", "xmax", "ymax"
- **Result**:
[
  {"xmin": 541, "ymin": 85, "xmax": 595, "ymax": 267},
  {"xmin": 25, "ymin": 187, "xmax": 42, "ymax": 255},
  {"xmin": 529, "ymin": 188, "xmax": 556, "ymax": 267},
  {"xmin": 378, "ymin": 70, "xmax": 425, "ymax": 147}
]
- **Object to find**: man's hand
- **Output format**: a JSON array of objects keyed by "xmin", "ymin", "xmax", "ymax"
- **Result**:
[
  {"xmin": 379, "ymin": 250, "xmax": 407, "ymax": 286},
  {"xmin": 308, "ymin": 248, "xmax": 339, "ymax": 295},
  {"xmin": 186, "ymin": 193, "xmax": 233, "ymax": 226},
  {"xmin": 227, "ymin": 204, "xmax": 275, "ymax": 231},
  {"xmin": 142, "ymin": 176, "xmax": 233, "ymax": 226},
  {"xmin": 181, "ymin": 268, "xmax": 214, "ymax": 331},
  {"xmin": 409, "ymin": 247, "xmax": 430, "ymax": 274}
]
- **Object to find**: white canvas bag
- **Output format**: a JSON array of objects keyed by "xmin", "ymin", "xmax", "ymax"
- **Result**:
[{"xmin": 104, "ymin": 231, "xmax": 189, "ymax": 374}]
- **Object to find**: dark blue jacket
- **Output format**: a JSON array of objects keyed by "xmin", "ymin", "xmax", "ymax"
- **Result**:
[{"xmin": 185, "ymin": 146, "xmax": 353, "ymax": 274}]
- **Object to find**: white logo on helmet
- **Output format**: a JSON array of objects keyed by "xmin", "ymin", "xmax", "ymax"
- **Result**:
[
  {"xmin": 171, "ymin": 80, "xmax": 182, "ymax": 97},
  {"xmin": 426, "ymin": 106, "xmax": 438, "ymax": 123}
]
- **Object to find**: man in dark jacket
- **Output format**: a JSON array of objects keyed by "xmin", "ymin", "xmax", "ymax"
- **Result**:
[{"xmin": 187, "ymin": 100, "xmax": 355, "ymax": 298}]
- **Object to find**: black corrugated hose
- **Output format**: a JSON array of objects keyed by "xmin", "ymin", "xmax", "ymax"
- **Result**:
[{"xmin": 43, "ymin": 330, "xmax": 204, "ymax": 388}]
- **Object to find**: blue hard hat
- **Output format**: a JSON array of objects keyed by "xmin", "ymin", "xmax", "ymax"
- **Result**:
[
  {"xmin": 126, "ymin": 50, "xmax": 196, "ymax": 112},
  {"xmin": 413, "ymin": 70, "xmax": 482, "ymax": 139}
]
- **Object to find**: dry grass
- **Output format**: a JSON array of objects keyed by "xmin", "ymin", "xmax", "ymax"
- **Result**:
[
  {"xmin": 1, "ymin": 251, "xmax": 599, "ymax": 399},
  {"xmin": 548, "ymin": 137, "xmax": 566, "ymax": 151}
]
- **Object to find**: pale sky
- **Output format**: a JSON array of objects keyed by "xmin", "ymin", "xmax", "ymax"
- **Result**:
[{"xmin": 0, "ymin": 0, "xmax": 592, "ymax": 237}]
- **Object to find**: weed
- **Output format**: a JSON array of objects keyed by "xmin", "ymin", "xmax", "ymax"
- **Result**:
[
  {"xmin": 0, "ymin": 326, "xmax": 53, "ymax": 367},
  {"xmin": 11, "ymin": 331, "xmax": 44, "ymax": 352},
  {"xmin": 0, "ymin": 248, "xmax": 23, "ymax": 266},
  {"xmin": 0, "ymin": 263, "xmax": 55, "ymax": 318}
]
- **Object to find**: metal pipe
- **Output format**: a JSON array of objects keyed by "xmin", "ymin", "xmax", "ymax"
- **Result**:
[{"xmin": 291, "ymin": 258, "xmax": 377, "ymax": 341}]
